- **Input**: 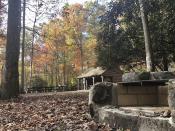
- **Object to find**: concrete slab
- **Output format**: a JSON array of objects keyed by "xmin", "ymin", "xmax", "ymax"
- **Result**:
[
  {"xmin": 119, "ymin": 107, "xmax": 170, "ymax": 117},
  {"xmin": 94, "ymin": 106, "xmax": 175, "ymax": 131}
]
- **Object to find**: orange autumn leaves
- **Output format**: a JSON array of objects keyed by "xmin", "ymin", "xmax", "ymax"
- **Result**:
[{"xmin": 33, "ymin": 3, "xmax": 97, "ymax": 77}]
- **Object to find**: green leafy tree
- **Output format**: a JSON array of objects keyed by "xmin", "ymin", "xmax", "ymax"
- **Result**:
[
  {"xmin": 146, "ymin": 0, "xmax": 175, "ymax": 71},
  {"xmin": 96, "ymin": 0, "xmax": 175, "ymax": 71},
  {"xmin": 84, "ymin": 1, "xmax": 107, "ymax": 68},
  {"xmin": 96, "ymin": 0, "xmax": 144, "ymax": 69}
]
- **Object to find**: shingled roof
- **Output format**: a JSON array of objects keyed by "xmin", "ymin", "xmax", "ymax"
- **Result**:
[{"xmin": 77, "ymin": 67, "xmax": 106, "ymax": 79}]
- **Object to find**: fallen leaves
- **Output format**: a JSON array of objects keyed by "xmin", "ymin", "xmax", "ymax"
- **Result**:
[{"xmin": 0, "ymin": 91, "xmax": 112, "ymax": 131}]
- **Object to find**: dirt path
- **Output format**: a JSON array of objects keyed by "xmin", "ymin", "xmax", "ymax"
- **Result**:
[{"xmin": 0, "ymin": 91, "xmax": 111, "ymax": 131}]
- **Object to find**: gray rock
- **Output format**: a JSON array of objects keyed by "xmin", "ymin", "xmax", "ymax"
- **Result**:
[
  {"xmin": 168, "ymin": 80, "xmax": 175, "ymax": 124},
  {"xmin": 122, "ymin": 72, "xmax": 150, "ymax": 82},
  {"xmin": 162, "ymin": 110, "xmax": 171, "ymax": 118},
  {"xmin": 89, "ymin": 82, "xmax": 117, "ymax": 106},
  {"xmin": 168, "ymin": 79, "xmax": 175, "ymax": 109},
  {"xmin": 122, "ymin": 72, "xmax": 175, "ymax": 82},
  {"xmin": 151, "ymin": 72, "xmax": 175, "ymax": 80},
  {"xmin": 88, "ymin": 82, "xmax": 118, "ymax": 117},
  {"xmin": 96, "ymin": 106, "xmax": 175, "ymax": 131}
]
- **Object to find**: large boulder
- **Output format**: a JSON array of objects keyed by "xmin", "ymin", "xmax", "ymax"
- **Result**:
[
  {"xmin": 168, "ymin": 79, "xmax": 175, "ymax": 124},
  {"xmin": 122, "ymin": 72, "xmax": 175, "ymax": 82},
  {"xmin": 168, "ymin": 80, "xmax": 175, "ymax": 108},
  {"xmin": 122, "ymin": 72, "xmax": 150, "ymax": 82},
  {"xmin": 88, "ymin": 82, "xmax": 117, "ymax": 117},
  {"xmin": 150, "ymin": 72, "xmax": 175, "ymax": 80}
]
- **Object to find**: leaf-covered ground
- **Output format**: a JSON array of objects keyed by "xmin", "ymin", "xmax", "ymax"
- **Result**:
[{"xmin": 0, "ymin": 91, "xmax": 112, "ymax": 131}]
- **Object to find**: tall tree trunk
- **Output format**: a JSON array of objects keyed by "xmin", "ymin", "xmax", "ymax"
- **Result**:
[
  {"xmin": 163, "ymin": 56, "xmax": 168, "ymax": 71},
  {"xmin": 139, "ymin": 0, "xmax": 154, "ymax": 72},
  {"xmin": 1, "ymin": 0, "xmax": 21, "ymax": 99},
  {"xmin": 29, "ymin": 11, "xmax": 37, "ymax": 87},
  {"xmin": 80, "ymin": 45, "xmax": 84, "ymax": 73},
  {"xmin": 63, "ymin": 51, "xmax": 66, "ymax": 85},
  {"xmin": 21, "ymin": 0, "xmax": 26, "ymax": 93},
  {"xmin": 77, "ymin": 39, "xmax": 83, "ymax": 73},
  {"xmin": 55, "ymin": 64, "xmax": 59, "ymax": 87},
  {"xmin": 51, "ymin": 65, "xmax": 54, "ymax": 86}
]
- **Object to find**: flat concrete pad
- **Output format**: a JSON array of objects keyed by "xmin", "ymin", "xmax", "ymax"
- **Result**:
[{"xmin": 95, "ymin": 106, "xmax": 174, "ymax": 131}]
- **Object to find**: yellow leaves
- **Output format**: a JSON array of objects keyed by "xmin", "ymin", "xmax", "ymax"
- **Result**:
[
  {"xmin": 85, "ymin": 38, "xmax": 97, "ymax": 49},
  {"xmin": 65, "ymin": 37, "xmax": 75, "ymax": 46},
  {"xmin": 0, "ymin": 35, "xmax": 6, "ymax": 46},
  {"xmin": 83, "ymin": 37, "xmax": 97, "ymax": 68},
  {"xmin": 36, "ymin": 3, "xmax": 98, "ymax": 74}
]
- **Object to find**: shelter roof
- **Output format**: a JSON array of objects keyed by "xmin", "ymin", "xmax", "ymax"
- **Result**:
[{"xmin": 77, "ymin": 67, "xmax": 106, "ymax": 79}]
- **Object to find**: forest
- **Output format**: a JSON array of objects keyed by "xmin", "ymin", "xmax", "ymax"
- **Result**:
[
  {"xmin": 0, "ymin": 0, "xmax": 175, "ymax": 97},
  {"xmin": 0, "ymin": 0, "xmax": 175, "ymax": 130}
]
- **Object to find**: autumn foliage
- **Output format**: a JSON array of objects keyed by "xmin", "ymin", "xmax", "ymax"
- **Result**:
[{"xmin": 31, "ymin": 3, "xmax": 98, "ymax": 87}]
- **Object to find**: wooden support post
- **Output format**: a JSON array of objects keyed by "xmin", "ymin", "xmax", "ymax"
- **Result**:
[
  {"xmin": 101, "ymin": 75, "xmax": 104, "ymax": 82},
  {"xmin": 77, "ymin": 79, "xmax": 80, "ymax": 90},
  {"xmin": 92, "ymin": 77, "xmax": 95, "ymax": 86},
  {"xmin": 86, "ymin": 79, "xmax": 88, "ymax": 90},
  {"xmin": 83, "ymin": 78, "xmax": 86, "ymax": 90}
]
